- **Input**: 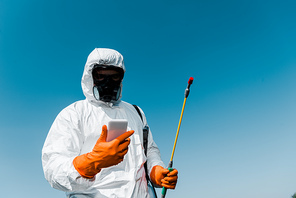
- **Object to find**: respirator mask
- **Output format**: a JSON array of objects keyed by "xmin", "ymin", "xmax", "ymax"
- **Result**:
[{"xmin": 92, "ymin": 65, "xmax": 124, "ymax": 102}]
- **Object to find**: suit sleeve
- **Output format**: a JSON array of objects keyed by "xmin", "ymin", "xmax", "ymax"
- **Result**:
[{"xmin": 42, "ymin": 104, "xmax": 95, "ymax": 192}]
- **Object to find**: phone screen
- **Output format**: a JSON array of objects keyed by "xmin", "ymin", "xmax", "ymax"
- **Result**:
[{"xmin": 106, "ymin": 119, "xmax": 128, "ymax": 142}]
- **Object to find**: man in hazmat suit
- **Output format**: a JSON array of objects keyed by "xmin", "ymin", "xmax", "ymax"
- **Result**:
[{"xmin": 42, "ymin": 48, "xmax": 178, "ymax": 198}]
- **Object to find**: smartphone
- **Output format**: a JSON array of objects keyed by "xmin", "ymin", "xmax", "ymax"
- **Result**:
[{"xmin": 106, "ymin": 119, "xmax": 128, "ymax": 142}]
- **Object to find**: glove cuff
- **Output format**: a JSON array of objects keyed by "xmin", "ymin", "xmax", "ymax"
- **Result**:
[
  {"xmin": 73, "ymin": 154, "xmax": 101, "ymax": 179},
  {"xmin": 150, "ymin": 165, "xmax": 163, "ymax": 187}
]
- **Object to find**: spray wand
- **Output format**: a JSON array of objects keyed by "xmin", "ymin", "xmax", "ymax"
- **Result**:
[{"xmin": 161, "ymin": 77, "xmax": 194, "ymax": 198}]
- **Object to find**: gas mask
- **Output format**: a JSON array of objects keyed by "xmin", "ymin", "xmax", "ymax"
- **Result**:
[{"xmin": 92, "ymin": 65, "xmax": 124, "ymax": 102}]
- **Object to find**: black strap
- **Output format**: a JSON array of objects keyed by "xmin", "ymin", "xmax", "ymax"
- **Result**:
[
  {"xmin": 133, "ymin": 104, "xmax": 143, "ymax": 121},
  {"xmin": 133, "ymin": 104, "xmax": 158, "ymax": 198},
  {"xmin": 132, "ymin": 105, "xmax": 148, "ymax": 156}
]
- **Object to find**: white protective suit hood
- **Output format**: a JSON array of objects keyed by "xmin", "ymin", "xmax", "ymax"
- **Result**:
[{"xmin": 81, "ymin": 48, "xmax": 126, "ymax": 105}]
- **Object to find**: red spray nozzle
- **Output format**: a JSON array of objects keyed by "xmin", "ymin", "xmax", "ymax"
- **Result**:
[
  {"xmin": 188, "ymin": 77, "xmax": 194, "ymax": 85},
  {"xmin": 185, "ymin": 77, "xmax": 194, "ymax": 98}
]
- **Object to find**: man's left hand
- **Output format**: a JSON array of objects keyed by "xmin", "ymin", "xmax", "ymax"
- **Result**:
[{"xmin": 150, "ymin": 165, "xmax": 178, "ymax": 189}]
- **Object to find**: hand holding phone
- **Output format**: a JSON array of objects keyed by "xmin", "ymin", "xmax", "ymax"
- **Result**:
[{"xmin": 73, "ymin": 124, "xmax": 134, "ymax": 178}]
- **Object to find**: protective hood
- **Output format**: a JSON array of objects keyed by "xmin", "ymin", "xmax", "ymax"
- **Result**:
[{"xmin": 81, "ymin": 48, "xmax": 126, "ymax": 105}]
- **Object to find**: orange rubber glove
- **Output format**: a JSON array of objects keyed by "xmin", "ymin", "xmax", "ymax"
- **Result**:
[
  {"xmin": 150, "ymin": 165, "xmax": 178, "ymax": 189},
  {"xmin": 73, "ymin": 125, "xmax": 134, "ymax": 178}
]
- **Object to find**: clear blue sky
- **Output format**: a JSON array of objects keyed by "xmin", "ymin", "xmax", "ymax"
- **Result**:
[{"xmin": 1, "ymin": 0, "xmax": 296, "ymax": 197}]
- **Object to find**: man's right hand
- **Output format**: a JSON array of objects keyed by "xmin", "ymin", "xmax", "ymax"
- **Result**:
[{"xmin": 73, "ymin": 125, "xmax": 134, "ymax": 178}]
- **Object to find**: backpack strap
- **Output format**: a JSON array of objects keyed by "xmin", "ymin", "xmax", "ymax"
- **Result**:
[
  {"xmin": 133, "ymin": 105, "xmax": 148, "ymax": 156},
  {"xmin": 133, "ymin": 104, "xmax": 143, "ymax": 122},
  {"xmin": 132, "ymin": 105, "xmax": 158, "ymax": 197},
  {"xmin": 132, "ymin": 104, "xmax": 148, "ymax": 155}
]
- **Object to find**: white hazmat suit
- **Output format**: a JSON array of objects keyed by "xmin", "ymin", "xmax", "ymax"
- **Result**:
[{"xmin": 42, "ymin": 48, "xmax": 165, "ymax": 198}]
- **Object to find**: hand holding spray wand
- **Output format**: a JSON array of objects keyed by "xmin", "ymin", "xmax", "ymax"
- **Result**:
[{"xmin": 161, "ymin": 77, "xmax": 194, "ymax": 198}]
